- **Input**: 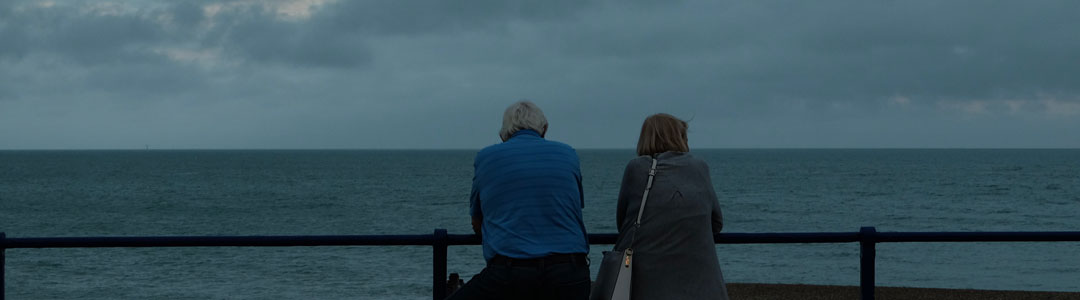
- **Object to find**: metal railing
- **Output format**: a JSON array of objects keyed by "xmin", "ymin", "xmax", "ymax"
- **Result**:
[{"xmin": 3, "ymin": 227, "xmax": 1080, "ymax": 300}]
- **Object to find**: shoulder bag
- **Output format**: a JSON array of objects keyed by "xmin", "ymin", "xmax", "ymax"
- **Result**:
[{"xmin": 591, "ymin": 158, "xmax": 658, "ymax": 300}]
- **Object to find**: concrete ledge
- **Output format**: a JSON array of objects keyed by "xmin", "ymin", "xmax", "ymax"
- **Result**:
[{"xmin": 727, "ymin": 283, "xmax": 1080, "ymax": 300}]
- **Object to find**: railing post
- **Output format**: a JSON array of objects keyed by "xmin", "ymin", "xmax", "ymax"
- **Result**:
[
  {"xmin": 859, "ymin": 227, "xmax": 876, "ymax": 300},
  {"xmin": 433, "ymin": 229, "xmax": 448, "ymax": 300},
  {"xmin": 2, "ymin": 232, "xmax": 6, "ymax": 300}
]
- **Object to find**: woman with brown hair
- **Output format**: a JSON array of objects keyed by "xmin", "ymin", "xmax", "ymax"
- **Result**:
[{"xmin": 597, "ymin": 113, "xmax": 729, "ymax": 299}]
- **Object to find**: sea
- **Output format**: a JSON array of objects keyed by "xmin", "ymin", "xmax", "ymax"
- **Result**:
[{"xmin": 1, "ymin": 149, "xmax": 1078, "ymax": 299}]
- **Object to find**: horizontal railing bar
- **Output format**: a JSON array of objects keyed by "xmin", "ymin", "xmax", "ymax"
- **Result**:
[
  {"xmin": 876, "ymin": 231, "xmax": 1080, "ymax": 243},
  {"xmin": 5, "ymin": 235, "xmax": 439, "ymax": 249},
  {"xmin": 5, "ymin": 231, "xmax": 1080, "ymax": 249},
  {"xmin": 716, "ymin": 232, "xmax": 862, "ymax": 244},
  {"xmin": 445, "ymin": 234, "xmax": 481, "ymax": 245}
]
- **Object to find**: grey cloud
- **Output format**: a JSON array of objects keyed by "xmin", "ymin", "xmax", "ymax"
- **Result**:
[
  {"xmin": 165, "ymin": 2, "xmax": 205, "ymax": 27},
  {"xmin": 81, "ymin": 63, "xmax": 211, "ymax": 98},
  {"xmin": 316, "ymin": 0, "xmax": 596, "ymax": 36},
  {"xmin": 0, "ymin": 83, "xmax": 12, "ymax": 100},
  {"xmin": 0, "ymin": 5, "xmax": 32, "ymax": 59},
  {"xmin": 541, "ymin": 1, "xmax": 1080, "ymax": 107},
  {"xmin": 213, "ymin": 7, "xmax": 370, "ymax": 68},
  {"xmin": 2, "ymin": 0, "xmax": 1079, "ymax": 149},
  {"xmin": 0, "ymin": 1, "xmax": 372, "ymax": 69},
  {"xmin": 0, "ymin": 2, "xmax": 168, "ymax": 65},
  {"xmin": 47, "ymin": 12, "xmax": 163, "ymax": 65},
  {"xmin": 154, "ymin": 0, "xmax": 598, "ymax": 69},
  {"xmin": 198, "ymin": 0, "xmax": 598, "ymax": 68},
  {"xmin": 781, "ymin": 1, "xmax": 1080, "ymax": 99}
]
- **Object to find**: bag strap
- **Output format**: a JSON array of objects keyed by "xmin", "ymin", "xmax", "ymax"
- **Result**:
[
  {"xmin": 634, "ymin": 158, "xmax": 659, "ymax": 225},
  {"xmin": 628, "ymin": 158, "xmax": 658, "ymax": 246}
]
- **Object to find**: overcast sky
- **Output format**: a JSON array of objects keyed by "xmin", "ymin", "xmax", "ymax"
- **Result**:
[{"xmin": 2, "ymin": 0, "xmax": 1078, "ymax": 149}]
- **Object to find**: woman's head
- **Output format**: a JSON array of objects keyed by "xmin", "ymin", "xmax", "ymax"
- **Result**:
[{"xmin": 636, "ymin": 113, "xmax": 689, "ymax": 156}]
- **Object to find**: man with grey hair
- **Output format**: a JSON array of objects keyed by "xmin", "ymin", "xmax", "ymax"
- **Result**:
[{"xmin": 448, "ymin": 101, "xmax": 590, "ymax": 300}]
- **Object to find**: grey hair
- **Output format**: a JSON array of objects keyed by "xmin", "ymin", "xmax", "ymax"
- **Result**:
[{"xmin": 499, "ymin": 100, "xmax": 548, "ymax": 141}]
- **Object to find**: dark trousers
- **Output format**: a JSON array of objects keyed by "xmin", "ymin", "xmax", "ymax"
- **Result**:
[{"xmin": 446, "ymin": 255, "xmax": 590, "ymax": 300}]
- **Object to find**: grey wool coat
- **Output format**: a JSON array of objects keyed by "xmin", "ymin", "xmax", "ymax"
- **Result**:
[{"xmin": 611, "ymin": 152, "xmax": 729, "ymax": 300}]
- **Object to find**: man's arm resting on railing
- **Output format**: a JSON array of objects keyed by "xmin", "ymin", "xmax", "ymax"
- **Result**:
[{"xmin": 472, "ymin": 217, "xmax": 482, "ymax": 235}]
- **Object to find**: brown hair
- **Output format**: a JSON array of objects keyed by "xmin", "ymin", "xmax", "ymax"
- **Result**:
[{"xmin": 636, "ymin": 113, "xmax": 689, "ymax": 156}]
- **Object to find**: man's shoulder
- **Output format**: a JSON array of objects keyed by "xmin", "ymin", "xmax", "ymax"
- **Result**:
[
  {"xmin": 476, "ymin": 143, "xmax": 502, "ymax": 158},
  {"xmin": 479, "ymin": 139, "xmax": 577, "ymax": 157},
  {"xmin": 541, "ymin": 139, "xmax": 578, "ymax": 155}
]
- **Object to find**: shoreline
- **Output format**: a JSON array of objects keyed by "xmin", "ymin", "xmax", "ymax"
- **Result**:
[{"xmin": 727, "ymin": 283, "xmax": 1080, "ymax": 299}]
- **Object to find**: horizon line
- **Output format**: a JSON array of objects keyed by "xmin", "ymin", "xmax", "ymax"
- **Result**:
[{"xmin": 2, "ymin": 147, "xmax": 1079, "ymax": 151}]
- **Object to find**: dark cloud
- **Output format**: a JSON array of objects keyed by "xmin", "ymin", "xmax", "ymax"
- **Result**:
[
  {"xmin": 201, "ymin": 4, "xmax": 369, "ymax": 68},
  {"xmin": 0, "ymin": 2, "xmax": 165, "ymax": 65},
  {"xmin": 316, "ymin": 1, "xmax": 595, "ymax": 36},
  {"xmin": 543, "ymin": 1, "xmax": 1080, "ymax": 105},
  {"xmin": 1, "ymin": 0, "xmax": 1078, "ymax": 149},
  {"xmin": 0, "ymin": 5, "xmax": 32, "ymax": 59},
  {"xmin": 166, "ymin": 2, "xmax": 205, "ymax": 27}
]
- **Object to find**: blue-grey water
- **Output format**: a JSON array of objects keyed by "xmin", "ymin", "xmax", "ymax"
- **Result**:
[{"xmin": 2, "ymin": 149, "xmax": 1078, "ymax": 299}]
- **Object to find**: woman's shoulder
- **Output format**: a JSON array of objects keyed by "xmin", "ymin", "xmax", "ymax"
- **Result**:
[
  {"xmin": 655, "ymin": 151, "xmax": 708, "ymax": 166},
  {"xmin": 628, "ymin": 155, "xmax": 653, "ymax": 164},
  {"xmin": 629, "ymin": 152, "xmax": 712, "ymax": 171},
  {"xmin": 623, "ymin": 155, "xmax": 653, "ymax": 172},
  {"xmin": 658, "ymin": 153, "xmax": 712, "ymax": 180},
  {"xmin": 684, "ymin": 153, "xmax": 710, "ymax": 168}
]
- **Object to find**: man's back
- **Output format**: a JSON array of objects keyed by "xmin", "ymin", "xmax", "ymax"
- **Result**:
[
  {"xmin": 471, "ymin": 129, "xmax": 588, "ymax": 261},
  {"xmin": 451, "ymin": 101, "xmax": 590, "ymax": 300}
]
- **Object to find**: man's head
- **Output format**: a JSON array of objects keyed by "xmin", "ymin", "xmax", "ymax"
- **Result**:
[{"xmin": 500, "ymin": 101, "xmax": 548, "ymax": 141}]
